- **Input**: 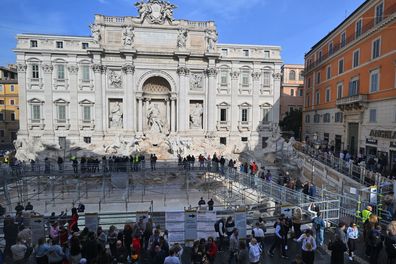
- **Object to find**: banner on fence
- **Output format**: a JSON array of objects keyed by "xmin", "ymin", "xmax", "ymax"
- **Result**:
[
  {"xmin": 235, "ymin": 208, "xmax": 247, "ymax": 238},
  {"xmin": 166, "ymin": 211, "xmax": 185, "ymax": 244},
  {"xmin": 30, "ymin": 215, "xmax": 45, "ymax": 245},
  {"xmin": 184, "ymin": 210, "xmax": 197, "ymax": 241},
  {"xmin": 85, "ymin": 213, "xmax": 99, "ymax": 232},
  {"xmin": 197, "ymin": 210, "xmax": 217, "ymax": 239}
]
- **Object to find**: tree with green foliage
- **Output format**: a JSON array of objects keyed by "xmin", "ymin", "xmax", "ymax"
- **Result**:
[{"xmin": 279, "ymin": 109, "xmax": 302, "ymax": 140}]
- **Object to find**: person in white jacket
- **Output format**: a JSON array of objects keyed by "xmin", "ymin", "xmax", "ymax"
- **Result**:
[{"xmin": 248, "ymin": 238, "xmax": 261, "ymax": 264}]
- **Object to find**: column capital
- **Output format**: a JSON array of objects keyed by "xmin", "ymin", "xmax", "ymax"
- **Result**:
[
  {"xmin": 122, "ymin": 63, "xmax": 135, "ymax": 74},
  {"xmin": 177, "ymin": 66, "xmax": 190, "ymax": 76},
  {"xmin": 91, "ymin": 64, "xmax": 102, "ymax": 73},
  {"xmin": 206, "ymin": 67, "xmax": 218, "ymax": 77},
  {"xmin": 16, "ymin": 63, "xmax": 27, "ymax": 73},
  {"xmin": 137, "ymin": 96, "xmax": 144, "ymax": 101},
  {"xmin": 41, "ymin": 63, "xmax": 53, "ymax": 73},
  {"xmin": 272, "ymin": 72, "xmax": 282, "ymax": 80},
  {"xmin": 68, "ymin": 65, "xmax": 79, "ymax": 75},
  {"xmin": 170, "ymin": 96, "xmax": 177, "ymax": 101},
  {"xmin": 230, "ymin": 71, "xmax": 239, "ymax": 80},
  {"xmin": 252, "ymin": 71, "xmax": 261, "ymax": 81}
]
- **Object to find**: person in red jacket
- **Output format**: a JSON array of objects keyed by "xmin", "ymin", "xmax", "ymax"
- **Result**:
[
  {"xmin": 206, "ymin": 236, "xmax": 218, "ymax": 264},
  {"xmin": 68, "ymin": 207, "xmax": 79, "ymax": 233},
  {"xmin": 131, "ymin": 234, "xmax": 142, "ymax": 256}
]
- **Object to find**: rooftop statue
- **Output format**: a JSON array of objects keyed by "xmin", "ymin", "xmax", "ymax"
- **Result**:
[{"xmin": 135, "ymin": 0, "xmax": 177, "ymax": 24}]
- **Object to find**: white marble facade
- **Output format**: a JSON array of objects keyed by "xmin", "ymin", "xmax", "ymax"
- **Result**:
[{"xmin": 14, "ymin": 0, "xmax": 282, "ymax": 156}]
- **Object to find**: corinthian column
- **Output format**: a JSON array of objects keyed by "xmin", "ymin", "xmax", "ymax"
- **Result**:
[
  {"xmin": 171, "ymin": 96, "xmax": 176, "ymax": 132},
  {"xmin": 122, "ymin": 63, "xmax": 135, "ymax": 132},
  {"xmin": 68, "ymin": 65, "xmax": 79, "ymax": 132},
  {"xmin": 177, "ymin": 66, "xmax": 189, "ymax": 133},
  {"xmin": 92, "ymin": 64, "xmax": 103, "ymax": 133},
  {"xmin": 42, "ymin": 63, "xmax": 54, "ymax": 134},
  {"xmin": 137, "ymin": 96, "xmax": 143, "ymax": 132},
  {"xmin": 251, "ymin": 71, "xmax": 261, "ymax": 134},
  {"xmin": 16, "ymin": 63, "xmax": 28, "ymax": 136},
  {"xmin": 206, "ymin": 67, "xmax": 217, "ymax": 134}
]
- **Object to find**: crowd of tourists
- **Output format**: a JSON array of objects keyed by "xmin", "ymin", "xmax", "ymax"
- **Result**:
[
  {"xmin": 304, "ymin": 143, "xmax": 396, "ymax": 179},
  {"xmin": 2, "ymin": 200, "xmax": 396, "ymax": 263}
]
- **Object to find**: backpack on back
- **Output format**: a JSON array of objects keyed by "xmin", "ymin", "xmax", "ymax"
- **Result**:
[{"xmin": 214, "ymin": 220, "xmax": 222, "ymax": 232}]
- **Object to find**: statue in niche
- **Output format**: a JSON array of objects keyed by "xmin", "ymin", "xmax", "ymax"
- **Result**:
[
  {"xmin": 90, "ymin": 24, "xmax": 101, "ymax": 44},
  {"xmin": 109, "ymin": 71, "xmax": 122, "ymax": 88},
  {"xmin": 177, "ymin": 28, "xmax": 187, "ymax": 49},
  {"xmin": 191, "ymin": 74, "xmax": 202, "ymax": 89},
  {"xmin": 190, "ymin": 103, "xmax": 203, "ymax": 129},
  {"xmin": 147, "ymin": 103, "xmax": 164, "ymax": 133},
  {"xmin": 206, "ymin": 30, "xmax": 218, "ymax": 52},
  {"xmin": 122, "ymin": 26, "xmax": 134, "ymax": 47},
  {"xmin": 109, "ymin": 101, "xmax": 123, "ymax": 128}
]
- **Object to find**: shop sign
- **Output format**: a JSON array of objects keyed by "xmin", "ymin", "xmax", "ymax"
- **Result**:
[
  {"xmin": 366, "ymin": 138, "xmax": 378, "ymax": 145},
  {"xmin": 391, "ymin": 142, "xmax": 396, "ymax": 148},
  {"xmin": 369, "ymin": 130, "xmax": 396, "ymax": 139}
]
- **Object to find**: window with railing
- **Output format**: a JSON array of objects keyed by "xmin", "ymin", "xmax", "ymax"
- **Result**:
[
  {"xmin": 337, "ymin": 83, "xmax": 343, "ymax": 99},
  {"xmin": 328, "ymin": 42, "xmax": 334, "ymax": 56},
  {"xmin": 349, "ymin": 78, "xmax": 359, "ymax": 96},
  {"xmin": 352, "ymin": 49, "xmax": 360, "ymax": 68},
  {"xmin": 355, "ymin": 19, "xmax": 362, "ymax": 38},
  {"xmin": 338, "ymin": 59, "xmax": 344, "ymax": 74},
  {"xmin": 370, "ymin": 69, "xmax": 379, "ymax": 93},
  {"xmin": 375, "ymin": 2, "xmax": 384, "ymax": 24},
  {"xmin": 315, "ymin": 91, "xmax": 320, "ymax": 105},
  {"xmin": 340, "ymin": 31, "xmax": 346, "ymax": 47},
  {"xmin": 372, "ymin": 38, "xmax": 381, "ymax": 59},
  {"xmin": 325, "ymin": 88, "xmax": 331, "ymax": 102},
  {"xmin": 326, "ymin": 65, "xmax": 331, "ymax": 80}
]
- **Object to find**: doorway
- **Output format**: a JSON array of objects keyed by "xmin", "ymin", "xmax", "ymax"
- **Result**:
[{"xmin": 347, "ymin": 123, "xmax": 359, "ymax": 156}]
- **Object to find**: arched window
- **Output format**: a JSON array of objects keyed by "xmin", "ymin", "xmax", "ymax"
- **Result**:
[{"xmin": 289, "ymin": 70, "xmax": 296, "ymax": 80}]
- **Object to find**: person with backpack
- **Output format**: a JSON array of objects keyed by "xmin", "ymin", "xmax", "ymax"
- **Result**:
[
  {"xmin": 248, "ymin": 238, "xmax": 261, "ymax": 264},
  {"xmin": 328, "ymin": 234, "xmax": 347, "ymax": 264},
  {"xmin": 385, "ymin": 221, "xmax": 396, "ymax": 264},
  {"xmin": 296, "ymin": 229, "xmax": 317, "ymax": 264},
  {"xmin": 214, "ymin": 217, "xmax": 226, "ymax": 251},
  {"xmin": 369, "ymin": 224, "xmax": 384, "ymax": 264},
  {"xmin": 268, "ymin": 217, "xmax": 288, "ymax": 259},
  {"xmin": 312, "ymin": 212, "xmax": 325, "ymax": 246}
]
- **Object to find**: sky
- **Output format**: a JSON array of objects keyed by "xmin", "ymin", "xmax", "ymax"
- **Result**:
[{"xmin": 0, "ymin": 0, "xmax": 365, "ymax": 66}]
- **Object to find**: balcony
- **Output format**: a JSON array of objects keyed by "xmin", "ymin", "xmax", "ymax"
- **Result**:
[
  {"xmin": 336, "ymin": 94, "xmax": 367, "ymax": 111},
  {"xmin": 55, "ymin": 119, "xmax": 71, "ymax": 130},
  {"xmin": 80, "ymin": 119, "xmax": 95, "ymax": 130},
  {"xmin": 238, "ymin": 121, "xmax": 251, "ymax": 132},
  {"xmin": 216, "ymin": 121, "xmax": 230, "ymax": 131}
]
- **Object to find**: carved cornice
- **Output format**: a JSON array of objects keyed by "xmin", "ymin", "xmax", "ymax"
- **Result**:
[
  {"xmin": 16, "ymin": 63, "xmax": 27, "ymax": 73},
  {"xmin": 122, "ymin": 63, "xmax": 135, "ymax": 74},
  {"xmin": 252, "ymin": 72, "xmax": 261, "ymax": 81},
  {"xmin": 68, "ymin": 65, "xmax": 79, "ymax": 74},
  {"xmin": 206, "ymin": 67, "xmax": 218, "ymax": 77},
  {"xmin": 230, "ymin": 71, "xmax": 239, "ymax": 80},
  {"xmin": 41, "ymin": 64, "xmax": 53, "ymax": 73},
  {"xmin": 177, "ymin": 66, "xmax": 190, "ymax": 76},
  {"xmin": 91, "ymin": 64, "xmax": 102, "ymax": 73}
]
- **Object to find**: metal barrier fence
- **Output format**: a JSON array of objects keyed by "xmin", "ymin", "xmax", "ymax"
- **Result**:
[{"xmin": 295, "ymin": 143, "xmax": 385, "ymax": 187}]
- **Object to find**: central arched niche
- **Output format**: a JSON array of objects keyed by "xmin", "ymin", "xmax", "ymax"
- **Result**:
[{"xmin": 142, "ymin": 76, "xmax": 172, "ymax": 134}]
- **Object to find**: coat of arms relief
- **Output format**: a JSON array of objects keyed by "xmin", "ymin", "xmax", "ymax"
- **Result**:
[{"xmin": 135, "ymin": 0, "xmax": 176, "ymax": 25}]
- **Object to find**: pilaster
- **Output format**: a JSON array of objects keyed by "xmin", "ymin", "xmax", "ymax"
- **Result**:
[
  {"xmin": 68, "ymin": 65, "xmax": 79, "ymax": 134},
  {"xmin": 123, "ymin": 62, "xmax": 135, "ymax": 132},
  {"xmin": 206, "ymin": 65, "xmax": 217, "ymax": 134},
  {"xmin": 92, "ymin": 64, "xmax": 104, "ymax": 135},
  {"xmin": 177, "ymin": 65, "xmax": 189, "ymax": 133},
  {"xmin": 42, "ymin": 63, "xmax": 54, "ymax": 135},
  {"xmin": 16, "ymin": 63, "xmax": 28, "ymax": 136}
]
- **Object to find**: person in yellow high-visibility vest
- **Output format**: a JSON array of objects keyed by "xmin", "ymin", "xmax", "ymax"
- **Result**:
[{"xmin": 361, "ymin": 205, "xmax": 373, "ymax": 223}]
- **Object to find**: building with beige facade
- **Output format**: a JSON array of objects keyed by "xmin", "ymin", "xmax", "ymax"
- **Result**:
[
  {"xmin": 280, "ymin": 64, "xmax": 304, "ymax": 117},
  {"xmin": 14, "ymin": 0, "xmax": 283, "ymax": 159}
]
